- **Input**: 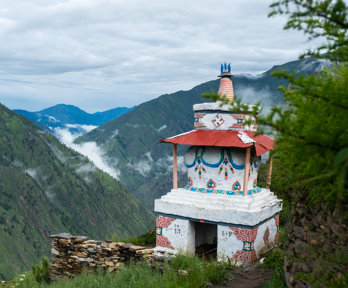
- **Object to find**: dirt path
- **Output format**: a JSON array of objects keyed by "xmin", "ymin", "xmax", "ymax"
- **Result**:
[{"xmin": 213, "ymin": 263, "xmax": 273, "ymax": 288}]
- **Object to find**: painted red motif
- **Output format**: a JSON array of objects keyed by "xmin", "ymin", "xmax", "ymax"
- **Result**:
[
  {"xmin": 263, "ymin": 227, "xmax": 270, "ymax": 245},
  {"xmin": 274, "ymin": 215, "xmax": 280, "ymax": 244},
  {"xmin": 156, "ymin": 216, "xmax": 176, "ymax": 228},
  {"xmin": 156, "ymin": 235, "xmax": 174, "ymax": 250},
  {"xmin": 155, "ymin": 216, "xmax": 176, "ymax": 250},
  {"xmin": 229, "ymin": 226, "xmax": 259, "ymax": 263},
  {"xmin": 211, "ymin": 114, "xmax": 225, "ymax": 128},
  {"xmin": 231, "ymin": 249, "xmax": 257, "ymax": 263},
  {"xmin": 230, "ymin": 123, "xmax": 244, "ymax": 128},
  {"xmin": 230, "ymin": 226, "xmax": 259, "ymax": 242},
  {"xmin": 232, "ymin": 114, "xmax": 245, "ymax": 120},
  {"xmin": 194, "ymin": 122, "xmax": 206, "ymax": 128},
  {"xmin": 275, "ymin": 215, "xmax": 280, "ymax": 226},
  {"xmin": 194, "ymin": 113, "xmax": 206, "ymax": 118}
]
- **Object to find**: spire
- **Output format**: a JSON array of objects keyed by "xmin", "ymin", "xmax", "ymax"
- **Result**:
[{"xmin": 218, "ymin": 63, "xmax": 234, "ymax": 103}]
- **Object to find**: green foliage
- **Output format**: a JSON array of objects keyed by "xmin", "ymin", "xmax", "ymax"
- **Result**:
[
  {"xmin": 263, "ymin": 249, "xmax": 287, "ymax": 288},
  {"xmin": 269, "ymin": 0, "xmax": 348, "ymax": 61},
  {"xmin": 119, "ymin": 228, "xmax": 156, "ymax": 246},
  {"xmin": 32, "ymin": 258, "xmax": 51, "ymax": 284},
  {"xmin": 262, "ymin": 66, "xmax": 348, "ymax": 206},
  {"xmin": 15, "ymin": 256, "xmax": 228, "ymax": 288},
  {"xmin": 169, "ymin": 254, "xmax": 228, "ymax": 286}
]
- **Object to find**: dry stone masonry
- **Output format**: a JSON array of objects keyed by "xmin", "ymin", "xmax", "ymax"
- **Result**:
[{"xmin": 50, "ymin": 233, "xmax": 154, "ymax": 280}]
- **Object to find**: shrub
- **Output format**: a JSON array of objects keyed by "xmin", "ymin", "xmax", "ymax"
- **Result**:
[{"xmin": 32, "ymin": 258, "xmax": 51, "ymax": 284}]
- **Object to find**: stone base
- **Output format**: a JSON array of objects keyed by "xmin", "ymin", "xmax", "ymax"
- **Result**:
[
  {"xmin": 154, "ymin": 187, "xmax": 282, "ymax": 263},
  {"xmin": 154, "ymin": 214, "xmax": 279, "ymax": 263}
]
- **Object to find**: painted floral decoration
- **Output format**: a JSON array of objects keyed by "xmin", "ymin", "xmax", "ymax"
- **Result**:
[
  {"xmin": 207, "ymin": 178, "xmax": 216, "ymax": 189},
  {"xmin": 253, "ymin": 178, "xmax": 257, "ymax": 188},
  {"xmin": 232, "ymin": 180, "xmax": 241, "ymax": 191}
]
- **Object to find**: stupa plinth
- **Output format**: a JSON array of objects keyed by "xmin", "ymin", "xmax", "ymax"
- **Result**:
[{"xmin": 154, "ymin": 64, "xmax": 282, "ymax": 263}]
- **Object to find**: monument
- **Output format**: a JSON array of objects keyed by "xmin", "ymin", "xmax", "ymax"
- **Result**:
[{"xmin": 154, "ymin": 64, "xmax": 282, "ymax": 263}]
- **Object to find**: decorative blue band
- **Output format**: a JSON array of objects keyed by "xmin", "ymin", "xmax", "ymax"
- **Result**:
[
  {"xmin": 185, "ymin": 147, "xmax": 260, "ymax": 170},
  {"xmin": 184, "ymin": 185, "xmax": 262, "ymax": 196}
]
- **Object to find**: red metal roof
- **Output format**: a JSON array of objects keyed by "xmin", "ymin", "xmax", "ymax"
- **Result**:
[{"xmin": 161, "ymin": 130, "xmax": 274, "ymax": 156}]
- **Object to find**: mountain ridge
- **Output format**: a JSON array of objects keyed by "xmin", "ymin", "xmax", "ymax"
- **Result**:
[{"xmin": 14, "ymin": 104, "xmax": 135, "ymax": 135}]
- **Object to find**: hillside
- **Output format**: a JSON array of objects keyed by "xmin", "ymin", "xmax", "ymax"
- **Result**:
[
  {"xmin": 74, "ymin": 58, "xmax": 330, "ymax": 209},
  {"xmin": 0, "ymin": 103, "xmax": 153, "ymax": 280}
]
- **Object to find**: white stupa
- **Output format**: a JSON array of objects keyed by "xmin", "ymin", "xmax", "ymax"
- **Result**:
[{"xmin": 154, "ymin": 64, "xmax": 282, "ymax": 263}]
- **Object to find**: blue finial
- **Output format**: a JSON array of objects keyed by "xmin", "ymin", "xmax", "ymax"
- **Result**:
[
  {"xmin": 220, "ymin": 64, "xmax": 223, "ymax": 73},
  {"xmin": 224, "ymin": 63, "xmax": 227, "ymax": 71},
  {"xmin": 228, "ymin": 63, "xmax": 231, "ymax": 73}
]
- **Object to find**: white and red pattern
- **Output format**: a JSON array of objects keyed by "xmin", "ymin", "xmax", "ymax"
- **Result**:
[
  {"xmin": 230, "ymin": 226, "xmax": 259, "ymax": 263},
  {"xmin": 156, "ymin": 216, "xmax": 175, "ymax": 228},
  {"xmin": 230, "ymin": 226, "xmax": 259, "ymax": 242},
  {"xmin": 155, "ymin": 216, "xmax": 176, "ymax": 250},
  {"xmin": 156, "ymin": 235, "xmax": 174, "ymax": 250}
]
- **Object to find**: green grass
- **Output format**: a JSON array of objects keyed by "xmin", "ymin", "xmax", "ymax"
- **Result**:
[
  {"xmin": 113, "ymin": 228, "xmax": 156, "ymax": 247},
  {"xmin": 3, "ymin": 255, "xmax": 228, "ymax": 288},
  {"xmin": 262, "ymin": 249, "xmax": 287, "ymax": 288}
]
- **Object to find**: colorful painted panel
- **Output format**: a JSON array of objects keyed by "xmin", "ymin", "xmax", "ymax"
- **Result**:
[
  {"xmin": 230, "ymin": 226, "xmax": 259, "ymax": 263},
  {"xmin": 184, "ymin": 185, "xmax": 261, "ymax": 196}
]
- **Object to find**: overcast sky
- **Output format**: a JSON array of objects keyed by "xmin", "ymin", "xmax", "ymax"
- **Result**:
[{"xmin": 0, "ymin": 0, "xmax": 319, "ymax": 112}]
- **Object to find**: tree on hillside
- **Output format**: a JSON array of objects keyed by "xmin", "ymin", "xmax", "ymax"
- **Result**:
[
  {"xmin": 269, "ymin": 0, "xmax": 348, "ymax": 61},
  {"xmin": 265, "ymin": 0, "xmax": 348, "ymax": 204},
  {"xmin": 205, "ymin": 0, "xmax": 348, "ymax": 286}
]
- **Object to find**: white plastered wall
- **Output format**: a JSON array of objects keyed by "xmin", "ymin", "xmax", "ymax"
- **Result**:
[
  {"xmin": 217, "ymin": 216, "xmax": 278, "ymax": 262},
  {"xmin": 154, "ymin": 218, "xmax": 195, "ymax": 256}
]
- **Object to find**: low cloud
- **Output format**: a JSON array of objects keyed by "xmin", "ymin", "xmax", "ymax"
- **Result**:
[
  {"xmin": 65, "ymin": 124, "xmax": 98, "ymax": 133},
  {"xmin": 128, "ymin": 152, "xmax": 153, "ymax": 177},
  {"xmin": 156, "ymin": 155, "xmax": 186, "ymax": 174},
  {"xmin": 128, "ymin": 152, "xmax": 186, "ymax": 177},
  {"xmin": 54, "ymin": 127, "xmax": 120, "ymax": 179},
  {"xmin": 71, "ymin": 142, "xmax": 120, "ymax": 179},
  {"xmin": 236, "ymin": 86, "xmax": 278, "ymax": 115}
]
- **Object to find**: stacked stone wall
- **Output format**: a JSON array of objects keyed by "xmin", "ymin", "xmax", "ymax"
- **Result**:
[
  {"xmin": 50, "ymin": 233, "xmax": 154, "ymax": 280},
  {"xmin": 283, "ymin": 202, "xmax": 348, "ymax": 287}
]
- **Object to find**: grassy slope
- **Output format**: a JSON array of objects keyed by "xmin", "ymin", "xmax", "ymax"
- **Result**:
[{"xmin": 0, "ymin": 103, "xmax": 154, "ymax": 280}]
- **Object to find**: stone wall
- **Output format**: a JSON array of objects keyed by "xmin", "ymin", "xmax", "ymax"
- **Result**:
[
  {"xmin": 50, "ymin": 233, "xmax": 154, "ymax": 280},
  {"xmin": 283, "ymin": 202, "xmax": 348, "ymax": 287}
]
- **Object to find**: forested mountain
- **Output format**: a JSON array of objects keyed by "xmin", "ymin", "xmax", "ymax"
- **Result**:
[{"xmin": 0, "ymin": 103, "xmax": 153, "ymax": 280}]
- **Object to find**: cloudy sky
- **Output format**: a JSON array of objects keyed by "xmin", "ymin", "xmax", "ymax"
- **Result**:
[{"xmin": 0, "ymin": 0, "xmax": 318, "ymax": 112}]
